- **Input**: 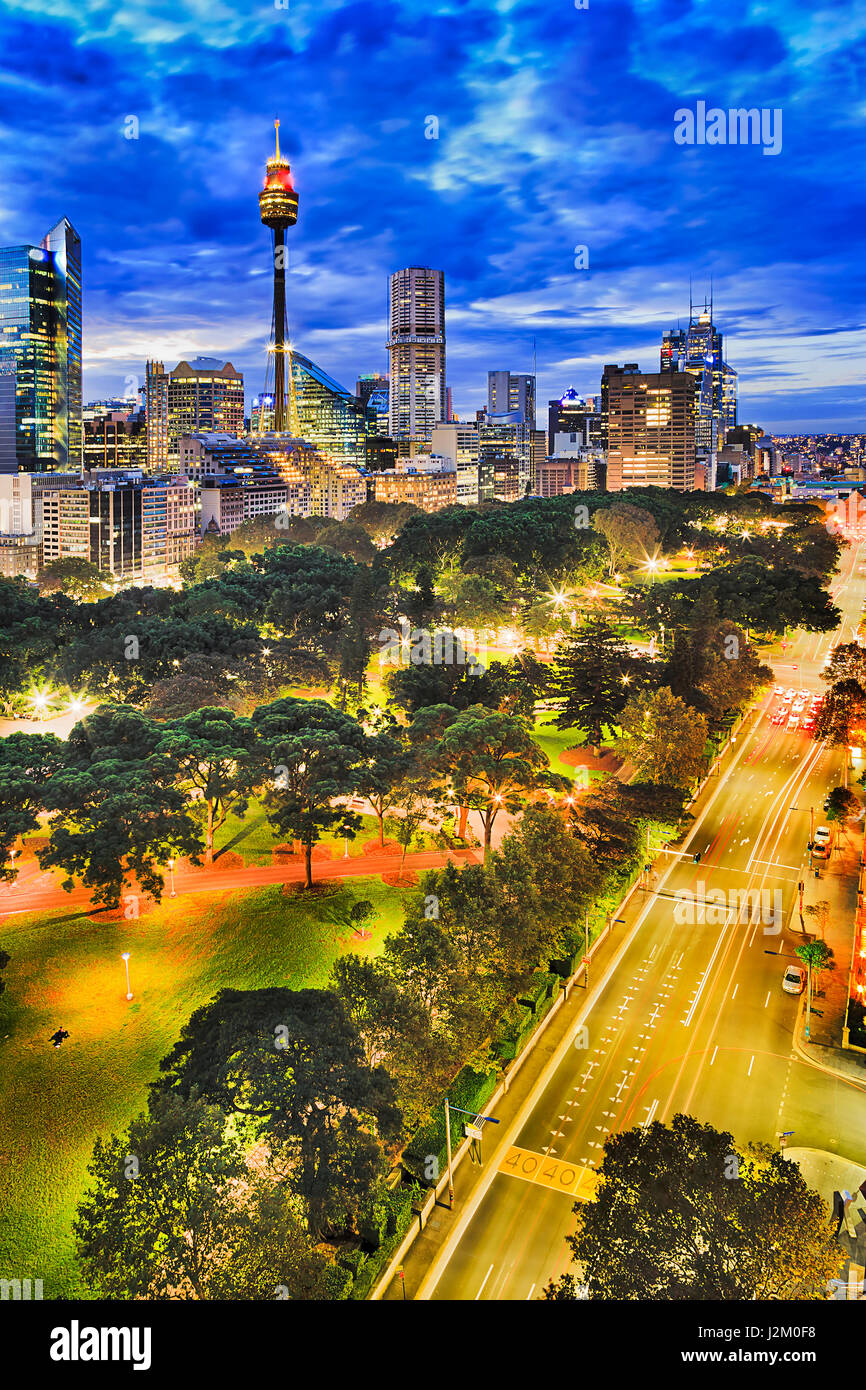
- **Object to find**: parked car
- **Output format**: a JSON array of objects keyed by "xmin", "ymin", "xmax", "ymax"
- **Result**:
[
  {"xmin": 814, "ymin": 826, "xmax": 831, "ymax": 846},
  {"xmin": 782, "ymin": 965, "xmax": 807, "ymax": 995}
]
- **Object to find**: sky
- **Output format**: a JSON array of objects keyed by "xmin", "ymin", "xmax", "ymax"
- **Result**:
[{"xmin": 0, "ymin": 0, "xmax": 863, "ymax": 433}]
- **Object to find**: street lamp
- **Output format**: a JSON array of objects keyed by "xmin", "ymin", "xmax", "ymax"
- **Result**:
[
  {"xmin": 167, "ymin": 858, "xmax": 177, "ymax": 898},
  {"xmin": 121, "ymin": 952, "xmax": 132, "ymax": 1001}
]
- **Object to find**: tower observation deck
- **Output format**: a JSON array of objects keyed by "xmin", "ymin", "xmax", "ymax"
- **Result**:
[{"xmin": 259, "ymin": 120, "xmax": 300, "ymax": 434}]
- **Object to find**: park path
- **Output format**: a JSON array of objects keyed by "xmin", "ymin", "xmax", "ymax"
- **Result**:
[{"xmin": 0, "ymin": 845, "xmax": 481, "ymax": 922}]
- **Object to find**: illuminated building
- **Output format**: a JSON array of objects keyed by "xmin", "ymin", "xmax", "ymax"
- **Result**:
[
  {"xmin": 0, "ymin": 217, "xmax": 82, "ymax": 472},
  {"xmin": 291, "ymin": 351, "xmax": 372, "ymax": 468},
  {"xmin": 41, "ymin": 475, "xmax": 197, "ymax": 580},
  {"xmin": 661, "ymin": 297, "xmax": 736, "ymax": 473},
  {"xmin": 431, "ymin": 422, "xmax": 480, "ymax": 505},
  {"xmin": 548, "ymin": 388, "xmax": 605, "ymax": 454},
  {"xmin": 603, "ymin": 364, "xmax": 696, "ymax": 492},
  {"xmin": 83, "ymin": 414, "xmax": 147, "ymax": 472},
  {"xmin": 146, "ymin": 358, "xmax": 244, "ymax": 469},
  {"xmin": 259, "ymin": 119, "xmax": 300, "ymax": 435},
  {"xmin": 387, "ymin": 266, "xmax": 446, "ymax": 442},
  {"xmin": 369, "ymin": 467, "xmax": 456, "ymax": 512},
  {"xmin": 487, "ymin": 371, "xmax": 535, "ymax": 427}
]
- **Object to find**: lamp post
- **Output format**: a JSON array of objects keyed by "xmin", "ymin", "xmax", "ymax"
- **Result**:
[
  {"xmin": 121, "ymin": 952, "xmax": 132, "ymax": 1001},
  {"xmin": 167, "ymin": 858, "xmax": 176, "ymax": 898}
]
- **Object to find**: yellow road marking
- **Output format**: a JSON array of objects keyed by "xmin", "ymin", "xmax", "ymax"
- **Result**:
[{"xmin": 498, "ymin": 1145, "xmax": 599, "ymax": 1201}]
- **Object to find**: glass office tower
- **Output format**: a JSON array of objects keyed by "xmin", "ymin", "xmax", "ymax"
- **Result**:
[{"xmin": 0, "ymin": 218, "xmax": 82, "ymax": 473}]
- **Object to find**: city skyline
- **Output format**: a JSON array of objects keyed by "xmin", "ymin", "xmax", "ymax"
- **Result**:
[{"xmin": 0, "ymin": 0, "xmax": 861, "ymax": 432}]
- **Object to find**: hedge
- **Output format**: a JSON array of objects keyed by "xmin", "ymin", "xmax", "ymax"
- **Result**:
[{"xmin": 401, "ymin": 1064, "xmax": 498, "ymax": 1184}]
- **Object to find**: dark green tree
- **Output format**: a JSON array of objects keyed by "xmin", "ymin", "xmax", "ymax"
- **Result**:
[
  {"xmin": 252, "ymin": 697, "xmax": 369, "ymax": 889},
  {"xmin": 154, "ymin": 988, "xmax": 401, "ymax": 1239},
  {"xmin": 155, "ymin": 707, "xmax": 259, "ymax": 863}
]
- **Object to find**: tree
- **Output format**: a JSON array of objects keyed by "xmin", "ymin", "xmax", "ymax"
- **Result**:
[
  {"xmin": 348, "ymin": 500, "xmax": 421, "ymax": 547},
  {"xmin": 617, "ymin": 687, "xmax": 708, "ymax": 788},
  {"xmin": 429, "ymin": 705, "xmax": 563, "ymax": 858},
  {"xmin": 824, "ymin": 786, "xmax": 861, "ymax": 835},
  {"xmin": 38, "ymin": 705, "xmax": 203, "ymax": 908},
  {"xmin": 815, "ymin": 678, "xmax": 866, "ymax": 746},
  {"xmin": 796, "ymin": 938, "xmax": 835, "ymax": 993},
  {"xmin": 38, "ymin": 557, "xmax": 106, "ymax": 600},
  {"xmin": 0, "ymin": 947, "xmax": 9, "ymax": 998},
  {"xmin": 155, "ymin": 708, "xmax": 259, "ymax": 864},
  {"xmin": 503, "ymin": 804, "xmax": 600, "ymax": 955},
  {"xmin": 550, "ymin": 618, "xmax": 649, "ymax": 752},
  {"xmin": 74, "ymin": 1090, "xmax": 325, "ymax": 1299},
  {"xmin": 544, "ymin": 1113, "xmax": 843, "ymax": 1300},
  {"xmin": 252, "ymin": 698, "xmax": 369, "ymax": 889},
  {"xmin": 354, "ymin": 726, "xmax": 414, "ymax": 848},
  {"xmin": 154, "ymin": 988, "xmax": 401, "ymax": 1239},
  {"xmin": 145, "ymin": 653, "xmax": 239, "ymax": 719},
  {"xmin": 592, "ymin": 502, "xmax": 660, "ymax": 577},
  {"xmin": 0, "ymin": 731, "xmax": 65, "ymax": 879}
]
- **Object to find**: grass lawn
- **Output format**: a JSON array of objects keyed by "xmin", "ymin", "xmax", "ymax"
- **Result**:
[{"xmin": 0, "ymin": 875, "xmax": 411, "ymax": 1298}]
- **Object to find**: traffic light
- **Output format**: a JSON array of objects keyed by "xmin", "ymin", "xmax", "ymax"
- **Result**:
[{"xmin": 693, "ymin": 852, "xmax": 701, "ymax": 863}]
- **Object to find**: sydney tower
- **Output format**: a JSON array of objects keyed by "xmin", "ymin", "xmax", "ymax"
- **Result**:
[{"xmin": 259, "ymin": 120, "xmax": 299, "ymax": 433}]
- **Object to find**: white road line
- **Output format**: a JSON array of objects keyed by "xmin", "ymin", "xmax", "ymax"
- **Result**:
[
  {"xmin": 643, "ymin": 1098, "xmax": 659, "ymax": 1127},
  {"xmin": 526, "ymin": 1284, "xmax": 536, "ymax": 1300},
  {"xmin": 475, "ymin": 1264, "xmax": 494, "ymax": 1300},
  {"xmin": 732, "ymin": 983, "xmax": 739, "ymax": 1001},
  {"xmin": 748, "ymin": 1055, "xmax": 755, "ymax": 1076},
  {"xmin": 710, "ymin": 1045, "xmax": 718, "ymax": 1066},
  {"xmin": 764, "ymin": 991, "xmax": 771, "ymax": 1008}
]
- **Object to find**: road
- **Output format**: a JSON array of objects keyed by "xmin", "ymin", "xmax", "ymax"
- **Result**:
[{"xmin": 420, "ymin": 538, "xmax": 866, "ymax": 1301}]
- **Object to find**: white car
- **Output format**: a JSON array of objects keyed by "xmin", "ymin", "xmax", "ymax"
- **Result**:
[
  {"xmin": 787, "ymin": 716, "xmax": 800, "ymax": 731},
  {"xmin": 814, "ymin": 826, "xmax": 830, "ymax": 846},
  {"xmin": 773, "ymin": 685, "xmax": 784, "ymax": 696},
  {"xmin": 782, "ymin": 691, "xmax": 794, "ymax": 705},
  {"xmin": 782, "ymin": 965, "xmax": 807, "ymax": 995}
]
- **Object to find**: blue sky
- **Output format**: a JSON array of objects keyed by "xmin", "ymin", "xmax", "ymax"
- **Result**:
[{"xmin": 0, "ymin": 0, "xmax": 863, "ymax": 431}]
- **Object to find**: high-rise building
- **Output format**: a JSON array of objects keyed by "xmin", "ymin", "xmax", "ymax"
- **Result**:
[
  {"xmin": 431, "ymin": 422, "xmax": 480, "ymax": 506},
  {"xmin": 291, "ymin": 351, "xmax": 372, "ymax": 468},
  {"xmin": 487, "ymin": 371, "xmax": 535, "ymax": 427},
  {"xmin": 146, "ymin": 358, "xmax": 244, "ymax": 469},
  {"xmin": 547, "ymin": 388, "xmax": 605, "ymax": 455},
  {"xmin": 661, "ymin": 297, "xmax": 736, "ymax": 466},
  {"xmin": 387, "ymin": 266, "xmax": 446, "ymax": 443},
  {"xmin": 603, "ymin": 363, "xmax": 696, "ymax": 492},
  {"xmin": 0, "ymin": 217, "xmax": 82, "ymax": 472},
  {"xmin": 259, "ymin": 120, "xmax": 300, "ymax": 435}
]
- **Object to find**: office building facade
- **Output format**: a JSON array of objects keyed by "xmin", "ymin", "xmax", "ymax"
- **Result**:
[
  {"xmin": 487, "ymin": 371, "xmax": 535, "ymax": 427},
  {"xmin": 603, "ymin": 364, "xmax": 696, "ymax": 492},
  {"xmin": 387, "ymin": 266, "xmax": 446, "ymax": 442},
  {"xmin": 0, "ymin": 218, "xmax": 82, "ymax": 472},
  {"xmin": 146, "ymin": 358, "xmax": 244, "ymax": 469},
  {"xmin": 41, "ymin": 475, "xmax": 197, "ymax": 581}
]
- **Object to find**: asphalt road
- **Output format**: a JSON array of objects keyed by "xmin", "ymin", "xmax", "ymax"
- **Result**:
[{"xmin": 421, "ymin": 538, "xmax": 866, "ymax": 1301}]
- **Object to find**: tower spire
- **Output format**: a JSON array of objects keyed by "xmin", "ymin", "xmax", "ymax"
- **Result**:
[{"xmin": 274, "ymin": 118, "xmax": 280, "ymax": 161}]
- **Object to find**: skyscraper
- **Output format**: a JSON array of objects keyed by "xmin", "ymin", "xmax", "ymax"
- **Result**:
[
  {"xmin": 146, "ymin": 358, "xmax": 244, "ymax": 470},
  {"xmin": 259, "ymin": 120, "xmax": 300, "ymax": 435},
  {"xmin": 0, "ymin": 217, "xmax": 82, "ymax": 472},
  {"xmin": 387, "ymin": 266, "xmax": 446, "ymax": 443},
  {"xmin": 487, "ymin": 371, "xmax": 535, "ymax": 427},
  {"xmin": 661, "ymin": 296, "xmax": 736, "ymax": 464},
  {"xmin": 603, "ymin": 363, "xmax": 696, "ymax": 492}
]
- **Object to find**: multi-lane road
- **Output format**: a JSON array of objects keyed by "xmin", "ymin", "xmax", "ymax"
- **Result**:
[{"xmin": 419, "ymin": 538, "xmax": 866, "ymax": 1301}]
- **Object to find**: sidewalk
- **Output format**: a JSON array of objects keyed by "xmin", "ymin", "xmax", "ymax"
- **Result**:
[
  {"xmin": 783, "ymin": 1147, "xmax": 866, "ymax": 1299},
  {"xmin": 789, "ymin": 822, "xmax": 866, "ymax": 1083}
]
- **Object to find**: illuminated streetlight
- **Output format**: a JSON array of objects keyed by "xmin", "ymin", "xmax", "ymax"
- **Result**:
[
  {"xmin": 121, "ymin": 952, "xmax": 132, "ymax": 1001},
  {"xmin": 167, "ymin": 858, "xmax": 177, "ymax": 898}
]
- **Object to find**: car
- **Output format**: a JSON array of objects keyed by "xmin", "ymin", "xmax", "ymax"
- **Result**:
[
  {"xmin": 782, "ymin": 965, "xmax": 807, "ymax": 995},
  {"xmin": 786, "ymin": 687, "xmax": 797, "ymax": 697},
  {"xmin": 792, "ymin": 701, "xmax": 805, "ymax": 715},
  {"xmin": 802, "ymin": 716, "xmax": 815, "ymax": 731},
  {"xmin": 773, "ymin": 685, "xmax": 784, "ymax": 696},
  {"xmin": 782, "ymin": 691, "xmax": 794, "ymax": 704},
  {"xmin": 771, "ymin": 711, "xmax": 785, "ymax": 725},
  {"xmin": 814, "ymin": 825, "xmax": 830, "ymax": 846},
  {"xmin": 787, "ymin": 716, "xmax": 800, "ymax": 731}
]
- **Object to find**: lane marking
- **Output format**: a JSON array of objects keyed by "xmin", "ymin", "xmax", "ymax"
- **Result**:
[{"xmin": 475, "ymin": 1264, "xmax": 494, "ymax": 1300}]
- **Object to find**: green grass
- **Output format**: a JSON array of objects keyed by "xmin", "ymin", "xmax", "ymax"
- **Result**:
[{"xmin": 0, "ymin": 876, "xmax": 411, "ymax": 1299}]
